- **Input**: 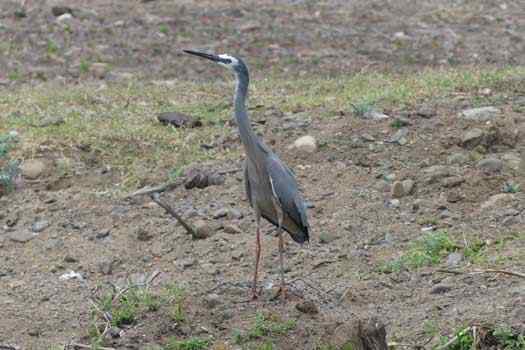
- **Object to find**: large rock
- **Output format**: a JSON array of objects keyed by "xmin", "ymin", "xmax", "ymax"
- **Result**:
[{"xmin": 460, "ymin": 106, "xmax": 500, "ymax": 121}]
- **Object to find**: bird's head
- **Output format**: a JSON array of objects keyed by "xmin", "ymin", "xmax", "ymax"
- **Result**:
[{"xmin": 183, "ymin": 50, "xmax": 248, "ymax": 76}]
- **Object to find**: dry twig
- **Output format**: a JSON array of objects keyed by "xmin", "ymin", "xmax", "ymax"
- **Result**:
[
  {"xmin": 437, "ymin": 268, "xmax": 525, "ymax": 279},
  {"xmin": 149, "ymin": 192, "xmax": 197, "ymax": 237}
]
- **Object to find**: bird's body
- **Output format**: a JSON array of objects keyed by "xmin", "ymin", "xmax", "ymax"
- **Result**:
[{"xmin": 183, "ymin": 50, "xmax": 309, "ymax": 300}]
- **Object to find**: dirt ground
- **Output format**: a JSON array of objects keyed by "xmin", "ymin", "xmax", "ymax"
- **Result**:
[{"xmin": 1, "ymin": 1, "xmax": 524, "ymax": 349}]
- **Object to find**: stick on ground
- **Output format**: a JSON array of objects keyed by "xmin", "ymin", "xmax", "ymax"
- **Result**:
[{"xmin": 149, "ymin": 192, "xmax": 197, "ymax": 237}]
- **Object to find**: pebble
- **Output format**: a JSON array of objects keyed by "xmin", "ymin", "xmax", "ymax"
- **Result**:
[
  {"xmin": 447, "ymin": 152, "xmax": 469, "ymax": 165},
  {"xmin": 461, "ymin": 128, "xmax": 484, "ymax": 149},
  {"xmin": 289, "ymin": 135, "xmax": 317, "ymax": 153},
  {"xmin": 295, "ymin": 300, "xmax": 319, "ymax": 314},
  {"xmin": 223, "ymin": 224, "xmax": 242, "ymax": 234},
  {"xmin": 477, "ymin": 157, "xmax": 503, "ymax": 172},
  {"xmin": 460, "ymin": 106, "xmax": 500, "ymax": 121},
  {"xmin": 388, "ymin": 199, "xmax": 400, "ymax": 208},
  {"xmin": 212, "ymin": 208, "xmax": 228, "ymax": 219},
  {"xmin": 204, "ymin": 293, "xmax": 222, "ymax": 309},
  {"xmin": 391, "ymin": 181, "xmax": 404, "ymax": 198},
  {"xmin": 441, "ymin": 176, "xmax": 465, "ymax": 188},
  {"xmin": 387, "ymin": 127, "xmax": 409, "ymax": 145},
  {"xmin": 402, "ymin": 179, "xmax": 415, "ymax": 195},
  {"xmin": 90, "ymin": 62, "xmax": 109, "ymax": 79},
  {"xmin": 21, "ymin": 159, "xmax": 46, "ymax": 179},
  {"xmin": 430, "ymin": 285, "xmax": 452, "ymax": 294},
  {"xmin": 31, "ymin": 220, "xmax": 49, "ymax": 233},
  {"xmin": 136, "ymin": 228, "xmax": 153, "ymax": 241},
  {"xmin": 446, "ymin": 252, "xmax": 463, "ymax": 267},
  {"xmin": 193, "ymin": 220, "xmax": 214, "ymax": 239},
  {"xmin": 363, "ymin": 110, "xmax": 390, "ymax": 120},
  {"xmin": 9, "ymin": 231, "xmax": 36, "ymax": 243}
]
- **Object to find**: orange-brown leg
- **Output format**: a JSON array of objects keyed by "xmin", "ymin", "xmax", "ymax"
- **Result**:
[{"xmin": 252, "ymin": 214, "xmax": 261, "ymax": 300}]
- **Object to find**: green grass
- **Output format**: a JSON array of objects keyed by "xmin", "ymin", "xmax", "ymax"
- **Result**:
[
  {"xmin": 1, "ymin": 66, "xmax": 524, "ymax": 194},
  {"xmin": 164, "ymin": 283, "xmax": 187, "ymax": 323},
  {"xmin": 233, "ymin": 312, "xmax": 297, "ymax": 345},
  {"xmin": 438, "ymin": 325, "xmax": 525, "ymax": 350},
  {"xmin": 165, "ymin": 337, "xmax": 209, "ymax": 350},
  {"xmin": 0, "ymin": 132, "xmax": 20, "ymax": 194},
  {"xmin": 379, "ymin": 231, "xmax": 457, "ymax": 273}
]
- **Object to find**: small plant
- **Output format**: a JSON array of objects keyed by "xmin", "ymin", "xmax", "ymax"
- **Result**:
[
  {"xmin": 493, "ymin": 326, "xmax": 525, "ymax": 350},
  {"xmin": 159, "ymin": 24, "xmax": 169, "ymax": 34},
  {"xmin": 164, "ymin": 283, "xmax": 186, "ymax": 323},
  {"xmin": 390, "ymin": 119, "xmax": 404, "ymax": 129},
  {"xmin": 168, "ymin": 167, "xmax": 184, "ymax": 182},
  {"xmin": 47, "ymin": 39, "xmax": 59, "ymax": 55},
  {"xmin": 0, "ymin": 132, "xmax": 20, "ymax": 195},
  {"xmin": 165, "ymin": 337, "xmax": 209, "ymax": 350},
  {"xmin": 350, "ymin": 101, "xmax": 375, "ymax": 117},
  {"xmin": 79, "ymin": 59, "xmax": 91, "ymax": 74},
  {"xmin": 234, "ymin": 312, "xmax": 296, "ymax": 344},
  {"xmin": 8, "ymin": 69, "xmax": 20, "ymax": 81},
  {"xmin": 502, "ymin": 181, "xmax": 521, "ymax": 193},
  {"xmin": 378, "ymin": 231, "xmax": 456, "ymax": 273}
]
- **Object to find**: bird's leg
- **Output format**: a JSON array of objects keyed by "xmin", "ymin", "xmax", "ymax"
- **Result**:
[
  {"xmin": 274, "ymin": 202, "xmax": 286, "ymax": 303},
  {"xmin": 252, "ymin": 213, "xmax": 261, "ymax": 300}
]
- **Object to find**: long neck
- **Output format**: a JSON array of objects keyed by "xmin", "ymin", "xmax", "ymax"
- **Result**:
[{"xmin": 234, "ymin": 71, "xmax": 259, "ymax": 159}]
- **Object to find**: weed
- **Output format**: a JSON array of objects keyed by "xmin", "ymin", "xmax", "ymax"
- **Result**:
[
  {"xmin": 502, "ymin": 181, "xmax": 521, "ymax": 193},
  {"xmin": 390, "ymin": 119, "xmax": 404, "ymax": 129},
  {"xmin": 8, "ymin": 69, "xmax": 20, "ymax": 81},
  {"xmin": 164, "ymin": 283, "xmax": 186, "ymax": 323},
  {"xmin": 165, "ymin": 337, "xmax": 209, "ymax": 350},
  {"xmin": 79, "ymin": 59, "xmax": 90, "ymax": 74},
  {"xmin": 378, "ymin": 231, "xmax": 456, "ymax": 273},
  {"xmin": 350, "ymin": 101, "xmax": 375, "ymax": 117},
  {"xmin": 234, "ymin": 312, "xmax": 296, "ymax": 344},
  {"xmin": 168, "ymin": 167, "xmax": 184, "ymax": 182},
  {"xmin": 47, "ymin": 40, "xmax": 59, "ymax": 55},
  {"xmin": 159, "ymin": 24, "xmax": 169, "ymax": 34},
  {"xmin": 492, "ymin": 326, "xmax": 525, "ymax": 350}
]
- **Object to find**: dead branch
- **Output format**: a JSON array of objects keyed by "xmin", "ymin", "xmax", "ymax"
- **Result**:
[
  {"xmin": 69, "ymin": 343, "xmax": 115, "ymax": 350},
  {"xmin": 125, "ymin": 180, "xmax": 183, "ymax": 198},
  {"xmin": 149, "ymin": 192, "xmax": 197, "ymax": 237},
  {"xmin": 437, "ymin": 268, "xmax": 525, "ymax": 279}
]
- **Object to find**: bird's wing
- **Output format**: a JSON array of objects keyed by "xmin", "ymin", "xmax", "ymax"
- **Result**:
[{"xmin": 266, "ymin": 154, "xmax": 309, "ymax": 232}]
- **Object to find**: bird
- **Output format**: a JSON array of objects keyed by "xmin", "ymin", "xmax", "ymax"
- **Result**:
[{"xmin": 183, "ymin": 50, "xmax": 310, "ymax": 301}]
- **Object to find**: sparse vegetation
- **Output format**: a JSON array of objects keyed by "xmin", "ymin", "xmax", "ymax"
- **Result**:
[
  {"xmin": 502, "ymin": 181, "xmax": 521, "ymax": 193},
  {"xmin": 233, "ymin": 312, "xmax": 297, "ymax": 345},
  {"xmin": 379, "ymin": 231, "xmax": 457, "ymax": 273},
  {"xmin": 165, "ymin": 337, "xmax": 209, "ymax": 350},
  {"xmin": 0, "ymin": 132, "xmax": 20, "ymax": 195}
]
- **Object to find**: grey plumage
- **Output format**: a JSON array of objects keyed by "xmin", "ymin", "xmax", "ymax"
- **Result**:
[{"xmin": 183, "ymin": 50, "xmax": 310, "ymax": 300}]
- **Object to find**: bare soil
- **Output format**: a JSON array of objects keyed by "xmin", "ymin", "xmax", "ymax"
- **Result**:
[{"xmin": 1, "ymin": 1, "xmax": 524, "ymax": 349}]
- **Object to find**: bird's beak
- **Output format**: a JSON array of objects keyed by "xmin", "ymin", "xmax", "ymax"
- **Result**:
[{"xmin": 183, "ymin": 49, "xmax": 222, "ymax": 63}]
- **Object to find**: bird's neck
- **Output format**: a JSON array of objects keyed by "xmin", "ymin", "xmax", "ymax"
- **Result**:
[{"xmin": 234, "ymin": 73, "xmax": 260, "ymax": 159}]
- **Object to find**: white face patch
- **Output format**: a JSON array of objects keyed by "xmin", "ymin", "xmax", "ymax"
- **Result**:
[{"xmin": 218, "ymin": 54, "xmax": 239, "ymax": 68}]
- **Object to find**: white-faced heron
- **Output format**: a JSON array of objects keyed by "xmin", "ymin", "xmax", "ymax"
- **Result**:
[{"xmin": 184, "ymin": 50, "xmax": 310, "ymax": 301}]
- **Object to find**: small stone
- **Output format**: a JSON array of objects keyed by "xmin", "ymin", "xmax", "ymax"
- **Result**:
[
  {"xmin": 430, "ymin": 284, "xmax": 452, "ymax": 294},
  {"xmin": 98, "ymin": 259, "xmax": 114, "ymax": 275},
  {"xmin": 446, "ymin": 252, "xmax": 463, "ymax": 267},
  {"xmin": 501, "ymin": 215, "xmax": 519, "ymax": 226},
  {"xmin": 424, "ymin": 165, "xmax": 452, "ymax": 184},
  {"xmin": 447, "ymin": 153, "xmax": 469, "ymax": 165},
  {"xmin": 35, "ymin": 116, "xmax": 65, "ymax": 128},
  {"xmin": 402, "ymin": 179, "xmax": 415, "ymax": 195},
  {"xmin": 136, "ymin": 228, "xmax": 153, "ymax": 241},
  {"xmin": 9, "ymin": 231, "xmax": 35, "ymax": 243},
  {"xmin": 223, "ymin": 224, "xmax": 242, "ymax": 234},
  {"xmin": 477, "ymin": 158, "xmax": 503, "ymax": 172},
  {"xmin": 289, "ymin": 135, "xmax": 317, "ymax": 153},
  {"xmin": 177, "ymin": 258, "xmax": 196, "ymax": 270},
  {"xmin": 212, "ymin": 208, "xmax": 228, "ymax": 219},
  {"xmin": 157, "ymin": 112, "xmax": 202, "ymax": 128},
  {"xmin": 90, "ymin": 63, "xmax": 109, "ymax": 79},
  {"xmin": 64, "ymin": 255, "xmax": 78, "ymax": 263},
  {"xmin": 193, "ymin": 220, "xmax": 214, "ymax": 239},
  {"xmin": 481, "ymin": 193, "xmax": 514, "ymax": 210},
  {"xmin": 319, "ymin": 232, "xmax": 339, "ymax": 244},
  {"xmin": 295, "ymin": 300, "xmax": 319, "ymax": 314},
  {"xmin": 96, "ymin": 229, "xmax": 110, "ymax": 239},
  {"xmin": 387, "ymin": 127, "xmax": 409, "ymax": 145},
  {"xmin": 363, "ymin": 110, "xmax": 390, "ymax": 120},
  {"xmin": 388, "ymin": 199, "xmax": 400, "ymax": 208},
  {"xmin": 204, "ymin": 293, "xmax": 222, "ymax": 309},
  {"xmin": 31, "ymin": 220, "xmax": 49, "ymax": 233},
  {"xmin": 227, "ymin": 208, "xmax": 243, "ymax": 220},
  {"xmin": 57, "ymin": 13, "xmax": 73, "ymax": 22},
  {"xmin": 21, "ymin": 159, "xmax": 46, "ymax": 179},
  {"xmin": 392, "ymin": 181, "xmax": 405, "ymax": 198},
  {"xmin": 446, "ymin": 191, "xmax": 463, "ymax": 203},
  {"xmin": 442, "ymin": 176, "xmax": 465, "ymax": 188},
  {"xmin": 52, "ymin": 6, "xmax": 73, "ymax": 16},
  {"xmin": 460, "ymin": 106, "xmax": 500, "ymax": 121},
  {"xmin": 461, "ymin": 128, "xmax": 485, "ymax": 149}
]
